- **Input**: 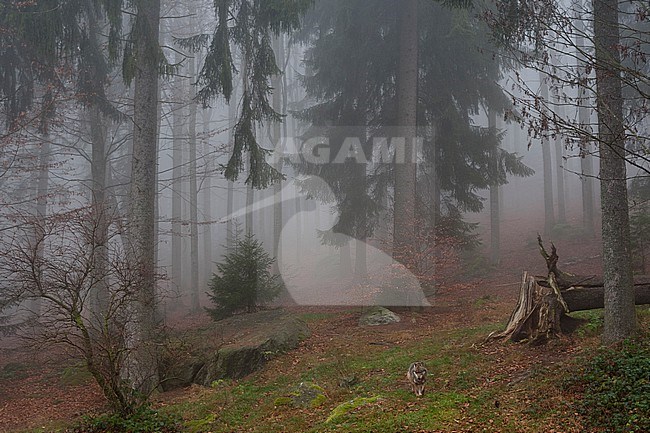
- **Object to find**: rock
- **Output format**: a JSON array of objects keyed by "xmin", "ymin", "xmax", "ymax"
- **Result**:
[
  {"xmin": 289, "ymin": 382, "xmax": 327, "ymax": 408},
  {"xmin": 358, "ymin": 306, "xmax": 400, "ymax": 326},
  {"xmin": 326, "ymin": 396, "xmax": 381, "ymax": 424},
  {"xmin": 160, "ymin": 309, "xmax": 310, "ymax": 390}
]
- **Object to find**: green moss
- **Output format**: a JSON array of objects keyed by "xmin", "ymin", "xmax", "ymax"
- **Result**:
[
  {"xmin": 288, "ymin": 382, "xmax": 327, "ymax": 408},
  {"xmin": 569, "ymin": 309, "xmax": 603, "ymax": 337},
  {"xmin": 185, "ymin": 413, "xmax": 217, "ymax": 433},
  {"xmin": 273, "ymin": 396, "xmax": 293, "ymax": 407},
  {"xmin": 310, "ymin": 393, "xmax": 327, "ymax": 408},
  {"xmin": 326, "ymin": 396, "xmax": 381, "ymax": 424}
]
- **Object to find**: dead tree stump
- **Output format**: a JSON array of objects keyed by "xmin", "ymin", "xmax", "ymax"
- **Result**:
[{"xmin": 489, "ymin": 236, "xmax": 650, "ymax": 344}]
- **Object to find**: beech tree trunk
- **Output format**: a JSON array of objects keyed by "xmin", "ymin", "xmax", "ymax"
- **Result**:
[
  {"xmin": 128, "ymin": 0, "xmax": 161, "ymax": 395},
  {"xmin": 593, "ymin": 0, "xmax": 636, "ymax": 343}
]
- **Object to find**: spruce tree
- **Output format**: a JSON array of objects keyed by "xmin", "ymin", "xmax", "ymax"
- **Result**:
[
  {"xmin": 295, "ymin": 0, "xmax": 532, "ymax": 262},
  {"xmin": 178, "ymin": 0, "xmax": 314, "ymax": 189},
  {"xmin": 207, "ymin": 234, "xmax": 284, "ymax": 320}
]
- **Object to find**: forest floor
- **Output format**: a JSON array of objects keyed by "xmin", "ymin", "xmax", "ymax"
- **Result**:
[{"xmin": 0, "ymin": 207, "xmax": 642, "ymax": 432}]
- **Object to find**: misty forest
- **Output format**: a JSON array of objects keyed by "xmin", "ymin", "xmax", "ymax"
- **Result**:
[{"xmin": 1, "ymin": 0, "xmax": 650, "ymax": 431}]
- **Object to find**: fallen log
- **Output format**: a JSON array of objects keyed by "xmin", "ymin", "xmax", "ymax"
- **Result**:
[
  {"xmin": 559, "ymin": 284, "xmax": 650, "ymax": 311},
  {"xmin": 488, "ymin": 236, "xmax": 650, "ymax": 344}
]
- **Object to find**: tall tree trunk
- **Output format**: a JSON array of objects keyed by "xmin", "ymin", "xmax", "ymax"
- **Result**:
[
  {"xmin": 593, "ymin": 0, "xmax": 636, "ymax": 343},
  {"xmin": 272, "ymin": 35, "xmax": 283, "ymax": 271},
  {"xmin": 540, "ymin": 70, "xmax": 555, "ymax": 236},
  {"xmin": 393, "ymin": 0, "xmax": 418, "ymax": 267},
  {"xmin": 553, "ymin": 103, "xmax": 567, "ymax": 224},
  {"xmin": 554, "ymin": 135, "xmax": 566, "ymax": 223},
  {"xmin": 31, "ymin": 140, "xmax": 50, "ymax": 318},
  {"xmin": 488, "ymin": 109, "xmax": 500, "ymax": 266},
  {"xmin": 575, "ymin": 5, "xmax": 596, "ymax": 236},
  {"xmin": 294, "ymin": 184, "xmax": 301, "ymax": 263},
  {"xmin": 241, "ymin": 50, "xmax": 254, "ymax": 237},
  {"xmin": 226, "ymin": 82, "xmax": 238, "ymax": 250},
  {"xmin": 340, "ymin": 239, "xmax": 352, "ymax": 276},
  {"xmin": 171, "ymin": 55, "xmax": 184, "ymax": 295},
  {"xmin": 355, "ymin": 238, "xmax": 367, "ymax": 280},
  {"xmin": 83, "ymin": 4, "xmax": 110, "ymax": 319},
  {"xmin": 188, "ymin": 56, "xmax": 200, "ymax": 313},
  {"xmin": 128, "ymin": 0, "xmax": 161, "ymax": 395},
  {"xmin": 202, "ymin": 107, "xmax": 213, "ymax": 288},
  {"xmin": 246, "ymin": 183, "xmax": 254, "ymax": 235},
  {"xmin": 355, "ymin": 135, "xmax": 368, "ymax": 280},
  {"xmin": 511, "ymin": 124, "xmax": 522, "ymax": 210},
  {"xmin": 551, "ymin": 66, "xmax": 567, "ymax": 224},
  {"xmin": 89, "ymin": 106, "xmax": 109, "ymax": 318}
]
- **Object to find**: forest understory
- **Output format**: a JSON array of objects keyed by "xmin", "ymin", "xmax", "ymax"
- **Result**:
[{"xmin": 1, "ymin": 207, "xmax": 637, "ymax": 433}]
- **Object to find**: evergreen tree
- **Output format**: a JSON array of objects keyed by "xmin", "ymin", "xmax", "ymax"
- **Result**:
[
  {"xmin": 178, "ymin": 0, "xmax": 314, "ymax": 189},
  {"xmin": 207, "ymin": 234, "xmax": 284, "ymax": 320},
  {"xmin": 295, "ymin": 0, "xmax": 532, "ymax": 262}
]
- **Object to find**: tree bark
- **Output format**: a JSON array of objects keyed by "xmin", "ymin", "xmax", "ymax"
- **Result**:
[
  {"xmin": 393, "ymin": 0, "xmax": 418, "ymax": 267},
  {"xmin": 89, "ymin": 105, "xmax": 109, "ymax": 318},
  {"xmin": 201, "ymin": 107, "xmax": 213, "ymax": 289},
  {"xmin": 171, "ymin": 53, "xmax": 184, "ymax": 295},
  {"xmin": 188, "ymin": 55, "xmax": 200, "ymax": 313},
  {"xmin": 540, "ymin": 70, "xmax": 555, "ymax": 236},
  {"xmin": 30, "ymin": 139, "xmax": 50, "ymax": 319},
  {"xmin": 551, "ymin": 70, "xmax": 567, "ymax": 224},
  {"xmin": 488, "ymin": 108, "xmax": 500, "ymax": 266},
  {"xmin": 575, "ymin": 4, "xmax": 596, "ymax": 237},
  {"xmin": 128, "ymin": 0, "xmax": 161, "ymax": 395},
  {"xmin": 593, "ymin": 0, "xmax": 636, "ymax": 343},
  {"xmin": 226, "ymin": 80, "xmax": 238, "ymax": 250},
  {"xmin": 272, "ymin": 35, "xmax": 283, "ymax": 272}
]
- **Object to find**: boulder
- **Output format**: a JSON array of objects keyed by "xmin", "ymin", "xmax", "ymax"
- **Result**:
[
  {"xmin": 161, "ymin": 309, "xmax": 310, "ymax": 390},
  {"xmin": 358, "ymin": 306, "xmax": 400, "ymax": 326}
]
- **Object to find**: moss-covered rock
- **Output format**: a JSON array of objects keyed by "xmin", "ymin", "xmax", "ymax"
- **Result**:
[
  {"xmin": 326, "ymin": 396, "xmax": 381, "ymax": 423},
  {"xmin": 273, "ymin": 382, "xmax": 327, "ymax": 409},
  {"xmin": 291, "ymin": 382, "xmax": 327, "ymax": 408},
  {"xmin": 273, "ymin": 396, "xmax": 294, "ymax": 407},
  {"xmin": 160, "ymin": 309, "xmax": 310, "ymax": 390}
]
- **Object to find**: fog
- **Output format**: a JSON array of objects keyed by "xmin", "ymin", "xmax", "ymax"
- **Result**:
[
  {"xmin": 0, "ymin": 0, "xmax": 648, "ymax": 426},
  {"xmin": 0, "ymin": 0, "xmax": 630, "ymax": 322}
]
